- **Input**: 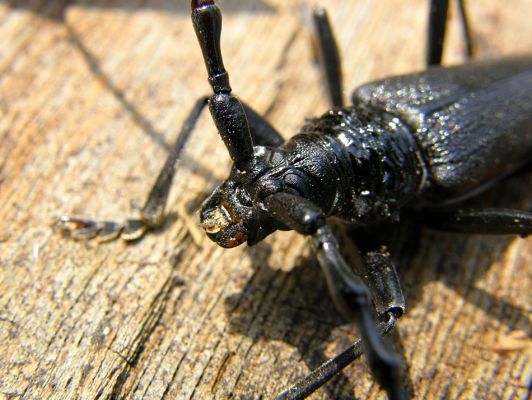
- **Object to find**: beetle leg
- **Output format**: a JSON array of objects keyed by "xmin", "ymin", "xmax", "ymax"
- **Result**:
[
  {"xmin": 427, "ymin": 0, "xmax": 474, "ymax": 66},
  {"xmin": 263, "ymin": 193, "xmax": 326, "ymax": 235},
  {"xmin": 310, "ymin": 227, "xmax": 405, "ymax": 400},
  {"xmin": 360, "ymin": 247, "xmax": 406, "ymax": 319},
  {"xmin": 427, "ymin": 0, "xmax": 450, "ymax": 66},
  {"xmin": 277, "ymin": 244, "xmax": 406, "ymax": 400},
  {"xmin": 264, "ymin": 192, "xmax": 404, "ymax": 399},
  {"xmin": 139, "ymin": 97, "xmax": 208, "ymax": 229},
  {"xmin": 456, "ymin": 0, "xmax": 474, "ymax": 59},
  {"xmin": 311, "ymin": 7, "xmax": 344, "ymax": 108},
  {"xmin": 56, "ymin": 97, "xmax": 208, "ymax": 242},
  {"xmin": 277, "ymin": 318, "xmax": 399, "ymax": 400},
  {"xmin": 56, "ymin": 94, "xmax": 285, "ymax": 243},
  {"xmin": 410, "ymin": 208, "xmax": 532, "ymax": 235},
  {"xmin": 264, "ymin": 193, "xmax": 406, "ymax": 317}
]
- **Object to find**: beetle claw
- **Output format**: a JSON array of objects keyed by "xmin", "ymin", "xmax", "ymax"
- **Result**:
[
  {"xmin": 54, "ymin": 216, "xmax": 140, "ymax": 242},
  {"xmin": 121, "ymin": 219, "xmax": 148, "ymax": 241}
]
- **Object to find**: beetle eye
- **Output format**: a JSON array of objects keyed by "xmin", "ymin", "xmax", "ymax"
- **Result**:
[{"xmin": 235, "ymin": 187, "xmax": 253, "ymax": 207}]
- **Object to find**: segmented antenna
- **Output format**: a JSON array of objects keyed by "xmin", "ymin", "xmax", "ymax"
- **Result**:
[{"xmin": 191, "ymin": 0, "xmax": 255, "ymax": 169}]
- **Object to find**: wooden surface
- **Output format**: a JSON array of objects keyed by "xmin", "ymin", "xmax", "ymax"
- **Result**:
[{"xmin": 0, "ymin": 0, "xmax": 531, "ymax": 399}]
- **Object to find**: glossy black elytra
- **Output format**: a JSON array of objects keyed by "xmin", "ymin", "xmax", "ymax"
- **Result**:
[{"xmin": 57, "ymin": 0, "xmax": 532, "ymax": 399}]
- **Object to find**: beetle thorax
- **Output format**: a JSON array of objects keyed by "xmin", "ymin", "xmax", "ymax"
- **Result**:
[{"xmin": 199, "ymin": 146, "xmax": 311, "ymax": 248}]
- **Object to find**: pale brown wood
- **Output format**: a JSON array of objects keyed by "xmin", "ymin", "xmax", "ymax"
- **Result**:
[{"xmin": 0, "ymin": 1, "xmax": 530, "ymax": 399}]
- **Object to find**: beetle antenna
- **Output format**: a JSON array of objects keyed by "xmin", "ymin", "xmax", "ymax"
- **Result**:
[{"xmin": 191, "ymin": 0, "xmax": 255, "ymax": 170}]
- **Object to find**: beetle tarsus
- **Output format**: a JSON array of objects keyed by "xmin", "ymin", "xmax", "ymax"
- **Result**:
[{"xmin": 54, "ymin": 216, "xmax": 124, "ymax": 242}]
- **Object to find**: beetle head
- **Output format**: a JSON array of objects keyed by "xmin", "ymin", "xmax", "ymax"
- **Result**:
[
  {"xmin": 199, "ymin": 148, "xmax": 290, "ymax": 248},
  {"xmin": 200, "ymin": 178, "xmax": 254, "ymax": 248}
]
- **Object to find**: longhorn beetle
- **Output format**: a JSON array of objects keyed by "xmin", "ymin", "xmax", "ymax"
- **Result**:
[{"xmin": 57, "ymin": 0, "xmax": 532, "ymax": 399}]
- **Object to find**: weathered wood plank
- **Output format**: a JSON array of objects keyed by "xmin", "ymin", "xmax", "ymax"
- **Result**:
[{"xmin": 0, "ymin": 1, "xmax": 530, "ymax": 399}]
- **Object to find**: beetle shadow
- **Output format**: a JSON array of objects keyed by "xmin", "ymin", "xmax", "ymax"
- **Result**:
[
  {"xmin": 224, "ymin": 243, "xmax": 364, "ymax": 399},
  {"xmin": 7, "ymin": 0, "xmax": 274, "ymax": 172},
  {"xmin": 223, "ymin": 239, "xmax": 419, "ymax": 398},
  {"xmin": 70, "ymin": 24, "xmax": 222, "ymax": 185},
  {"xmin": 3, "ymin": 0, "xmax": 275, "ymax": 21},
  {"xmin": 44, "ymin": 1, "xmax": 225, "ymax": 188},
  {"xmin": 222, "ymin": 172, "xmax": 530, "ymax": 398}
]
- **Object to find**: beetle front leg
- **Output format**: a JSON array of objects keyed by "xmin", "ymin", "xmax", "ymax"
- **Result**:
[
  {"xmin": 263, "ymin": 193, "xmax": 406, "ymax": 320},
  {"xmin": 360, "ymin": 247, "xmax": 406, "ymax": 320},
  {"xmin": 57, "ymin": 94, "xmax": 284, "ymax": 243},
  {"xmin": 56, "ymin": 96, "xmax": 209, "ymax": 242},
  {"xmin": 277, "ymin": 243, "xmax": 406, "ymax": 400},
  {"xmin": 311, "ymin": 227, "xmax": 404, "ymax": 400},
  {"xmin": 263, "ymin": 193, "xmax": 405, "ymax": 399}
]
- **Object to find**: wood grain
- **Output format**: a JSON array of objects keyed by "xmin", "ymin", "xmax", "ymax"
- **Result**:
[{"xmin": 0, "ymin": 1, "xmax": 530, "ymax": 399}]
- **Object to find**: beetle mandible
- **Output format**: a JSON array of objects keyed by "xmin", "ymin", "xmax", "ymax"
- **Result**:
[{"xmin": 57, "ymin": 0, "xmax": 532, "ymax": 399}]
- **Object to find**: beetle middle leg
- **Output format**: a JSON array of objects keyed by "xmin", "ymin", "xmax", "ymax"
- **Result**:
[{"xmin": 409, "ymin": 208, "xmax": 532, "ymax": 235}]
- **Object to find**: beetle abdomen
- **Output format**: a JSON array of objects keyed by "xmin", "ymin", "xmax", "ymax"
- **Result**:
[{"xmin": 353, "ymin": 56, "xmax": 532, "ymax": 202}]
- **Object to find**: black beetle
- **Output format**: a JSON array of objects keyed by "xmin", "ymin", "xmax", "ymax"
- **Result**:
[{"xmin": 57, "ymin": 0, "xmax": 532, "ymax": 399}]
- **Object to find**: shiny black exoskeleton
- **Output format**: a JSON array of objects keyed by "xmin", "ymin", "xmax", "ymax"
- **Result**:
[{"xmin": 200, "ymin": 106, "xmax": 425, "ymax": 249}]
